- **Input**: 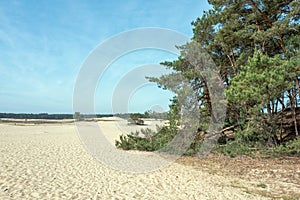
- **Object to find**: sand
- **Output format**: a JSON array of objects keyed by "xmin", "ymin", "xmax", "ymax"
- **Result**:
[{"xmin": 0, "ymin": 119, "xmax": 270, "ymax": 199}]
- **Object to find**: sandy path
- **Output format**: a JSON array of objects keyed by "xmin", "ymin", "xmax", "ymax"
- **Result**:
[{"xmin": 0, "ymin": 122, "xmax": 269, "ymax": 199}]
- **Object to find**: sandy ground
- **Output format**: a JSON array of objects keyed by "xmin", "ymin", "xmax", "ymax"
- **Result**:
[
  {"xmin": 179, "ymin": 154, "xmax": 300, "ymax": 199},
  {"xmin": 0, "ymin": 119, "xmax": 290, "ymax": 199}
]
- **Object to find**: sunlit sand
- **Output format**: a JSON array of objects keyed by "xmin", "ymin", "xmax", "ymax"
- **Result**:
[{"xmin": 0, "ymin": 118, "xmax": 267, "ymax": 199}]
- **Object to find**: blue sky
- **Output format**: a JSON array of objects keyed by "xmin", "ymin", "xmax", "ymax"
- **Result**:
[{"xmin": 0, "ymin": 0, "xmax": 211, "ymax": 114}]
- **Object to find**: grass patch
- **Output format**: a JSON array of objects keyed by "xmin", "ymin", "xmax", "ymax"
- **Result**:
[{"xmin": 256, "ymin": 183, "xmax": 267, "ymax": 188}]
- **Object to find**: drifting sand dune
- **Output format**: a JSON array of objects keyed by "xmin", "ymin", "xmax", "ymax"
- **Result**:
[{"xmin": 0, "ymin": 120, "xmax": 269, "ymax": 199}]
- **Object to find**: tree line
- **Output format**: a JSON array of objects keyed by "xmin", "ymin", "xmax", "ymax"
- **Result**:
[
  {"xmin": 116, "ymin": 0, "xmax": 300, "ymax": 156},
  {"xmin": 0, "ymin": 113, "xmax": 113, "ymax": 120}
]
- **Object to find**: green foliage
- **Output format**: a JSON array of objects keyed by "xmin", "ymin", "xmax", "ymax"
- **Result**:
[
  {"xmin": 116, "ymin": 96, "xmax": 202, "ymax": 155},
  {"xmin": 116, "ymin": 0, "xmax": 300, "ymax": 157},
  {"xmin": 183, "ymin": 138, "xmax": 203, "ymax": 156},
  {"xmin": 143, "ymin": 111, "xmax": 150, "ymax": 118},
  {"xmin": 217, "ymin": 132, "xmax": 255, "ymax": 157},
  {"xmin": 115, "ymin": 125, "xmax": 203, "ymax": 155},
  {"xmin": 128, "ymin": 113, "xmax": 144, "ymax": 125},
  {"xmin": 227, "ymin": 51, "xmax": 294, "ymax": 109},
  {"xmin": 226, "ymin": 51, "xmax": 299, "ymax": 146},
  {"xmin": 0, "ymin": 113, "xmax": 75, "ymax": 119},
  {"xmin": 257, "ymin": 183, "xmax": 267, "ymax": 188},
  {"xmin": 116, "ymin": 126, "xmax": 171, "ymax": 152},
  {"xmin": 143, "ymin": 110, "xmax": 168, "ymax": 120},
  {"xmin": 74, "ymin": 112, "xmax": 82, "ymax": 121},
  {"xmin": 218, "ymin": 132, "xmax": 300, "ymax": 158},
  {"xmin": 116, "ymin": 96, "xmax": 184, "ymax": 153},
  {"xmin": 270, "ymin": 138, "xmax": 300, "ymax": 155},
  {"xmin": 130, "ymin": 113, "xmax": 143, "ymax": 120}
]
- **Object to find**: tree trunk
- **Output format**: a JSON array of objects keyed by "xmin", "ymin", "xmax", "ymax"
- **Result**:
[
  {"xmin": 267, "ymin": 102, "xmax": 272, "ymax": 121},
  {"xmin": 292, "ymin": 105, "xmax": 298, "ymax": 137},
  {"xmin": 288, "ymin": 90, "xmax": 299, "ymax": 137},
  {"xmin": 266, "ymin": 86, "xmax": 272, "ymax": 120},
  {"xmin": 277, "ymin": 96, "xmax": 285, "ymax": 111},
  {"xmin": 280, "ymin": 112, "xmax": 283, "ymax": 143},
  {"xmin": 295, "ymin": 76, "xmax": 300, "ymax": 98},
  {"xmin": 202, "ymin": 76, "xmax": 218, "ymax": 123}
]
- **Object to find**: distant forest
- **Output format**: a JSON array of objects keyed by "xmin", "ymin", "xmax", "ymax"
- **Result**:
[{"xmin": 0, "ymin": 113, "xmax": 113, "ymax": 120}]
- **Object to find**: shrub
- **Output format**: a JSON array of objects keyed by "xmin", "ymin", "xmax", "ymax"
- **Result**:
[
  {"xmin": 217, "ymin": 140, "xmax": 254, "ymax": 157},
  {"xmin": 270, "ymin": 138, "xmax": 300, "ymax": 155},
  {"xmin": 74, "ymin": 112, "xmax": 82, "ymax": 121},
  {"xmin": 216, "ymin": 130, "xmax": 256, "ymax": 157},
  {"xmin": 115, "ymin": 125, "xmax": 202, "ymax": 156},
  {"xmin": 127, "ymin": 113, "xmax": 145, "ymax": 125}
]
